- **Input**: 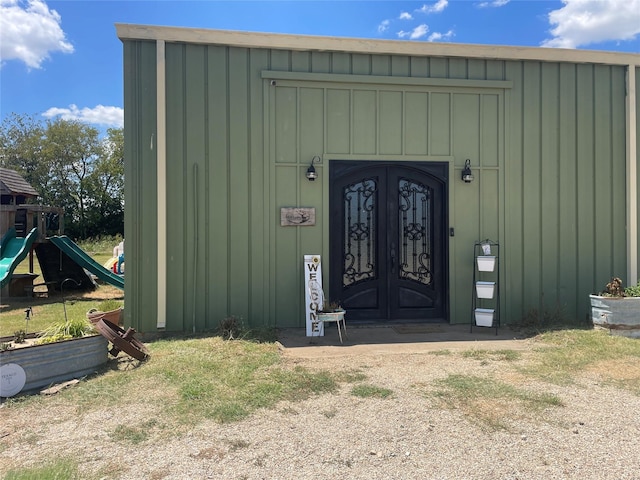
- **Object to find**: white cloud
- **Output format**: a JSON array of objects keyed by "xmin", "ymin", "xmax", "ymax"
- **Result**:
[
  {"xmin": 541, "ymin": 0, "xmax": 640, "ymax": 49},
  {"xmin": 398, "ymin": 24, "xmax": 430, "ymax": 40},
  {"xmin": 427, "ymin": 30, "xmax": 455, "ymax": 42},
  {"xmin": 477, "ymin": 0, "xmax": 510, "ymax": 7},
  {"xmin": 42, "ymin": 105, "xmax": 124, "ymax": 128},
  {"xmin": 399, "ymin": 12, "xmax": 413, "ymax": 20},
  {"xmin": 416, "ymin": 0, "xmax": 448, "ymax": 14},
  {"xmin": 0, "ymin": 0, "xmax": 73, "ymax": 69},
  {"xmin": 378, "ymin": 19, "xmax": 390, "ymax": 33}
]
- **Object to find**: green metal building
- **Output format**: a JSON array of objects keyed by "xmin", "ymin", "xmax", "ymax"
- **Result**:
[{"xmin": 117, "ymin": 24, "xmax": 640, "ymax": 334}]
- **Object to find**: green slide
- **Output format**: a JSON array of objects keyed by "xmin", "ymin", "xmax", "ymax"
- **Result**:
[
  {"xmin": 0, "ymin": 227, "xmax": 39, "ymax": 289},
  {"xmin": 49, "ymin": 236, "xmax": 124, "ymax": 290}
]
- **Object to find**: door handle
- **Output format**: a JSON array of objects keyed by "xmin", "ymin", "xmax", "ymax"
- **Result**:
[{"xmin": 390, "ymin": 243, "xmax": 396, "ymax": 273}]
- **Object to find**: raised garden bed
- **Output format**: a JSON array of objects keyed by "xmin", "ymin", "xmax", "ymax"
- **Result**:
[{"xmin": 0, "ymin": 334, "xmax": 108, "ymax": 397}]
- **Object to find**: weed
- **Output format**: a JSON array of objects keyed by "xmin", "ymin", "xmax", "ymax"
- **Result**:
[
  {"xmin": 351, "ymin": 384, "xmax": 393, "ymax": 399},
  {"xmin": 190, "ymin": 446, "xmax": 225, "ymax": 460},
  {"xmin": 245, "ymin": 327, "xmax": 279, "ymax": 343},
  {"xmin": 322, "ymin": 407, "xmax": 338, "ymax": 418},
  {"xmin": 514, "ymin": 302, "xmax": 588, "ymax": 333},
  {"xmin": 462, "ymin": 349, "xmax": 521, "ymax": 362},
  {"xmin": 218, "ymin": 315, "xmax": 245, "ymax": 340},
  {"xmin": 430, "ymin": 349, "xmax": 452, "ymax": 356},
  {"xmin": 94, "ymin": 462, "xmax": 127, "ymax": 480},
  {"xmin": 148, "ymin": 471, "xmax": 170, "ymax": 480},
  {"xmin": 431, "ymin": 374, "xmax": 563, "ymax": 430},
  {"xmin": 0, "ymin": 342, "xmax": 12, "ymax": 351},
  {"xmin": 110, "ymin": 424, "xmax": 149, "ymax": 444},
  {"xmin": 335, "ymin": 369, "xmax": 368, "ymax": 383},
  {"xmin": 228, "ymin": 438, "xmax": 250, "ymax": 451},
  {"xmin": 3, "ymin": 458, "xmax": 81, "ymax": 480},
  {"xmin": 280, "ymin": 406, "xmax": 299, "ymax": 415},
  {"xmin": 13, "ymin": 329, "xmax": 27, "ymax": 343},
  {"xmin": 253, "ymin": 454, "xmax": 268, "ymax": 467}
]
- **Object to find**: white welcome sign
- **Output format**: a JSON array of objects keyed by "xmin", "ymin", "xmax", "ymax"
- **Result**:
[{"xmin": 304, "ymin": 255, "xmax": 324, "ymax": 337}]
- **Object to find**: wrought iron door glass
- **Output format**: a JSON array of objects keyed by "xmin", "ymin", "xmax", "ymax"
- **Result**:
[
  {"xmin": 343, "ymin": 178, "xmax": 377, "ymax": 287},
  {"xmin": 398, "ymin": 178, "xmax": 432, "ymax": 285}
]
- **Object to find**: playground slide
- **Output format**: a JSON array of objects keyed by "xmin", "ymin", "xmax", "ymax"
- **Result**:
[
  {"xmin": 0, "ymin": 227, "xmax": 38, "ymax": 289},
  {"xmin": 49, "ymin": 236, "xmax": 124, "ymax": 290}
]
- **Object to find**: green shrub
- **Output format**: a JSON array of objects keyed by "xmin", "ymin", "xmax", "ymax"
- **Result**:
[
  {"xmin": 37, "ymin": 317, "xmax": 95, "ymax": 344},
  {"xmin": 624, "ymin": 282, "xmax": 640, "ymax": 297},
  {"xmin": 97, "ymin": 299, "xmax": 123, "ymax": 311}
]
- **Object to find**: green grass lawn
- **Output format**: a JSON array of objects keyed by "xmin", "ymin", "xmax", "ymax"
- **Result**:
[
  {"xmin": 1, "ymin": 286, "xmax": 123, "ymax": 338},
  {"xmin": 2, "ymin": 236, "xmax": 123, "ymax": 338}
]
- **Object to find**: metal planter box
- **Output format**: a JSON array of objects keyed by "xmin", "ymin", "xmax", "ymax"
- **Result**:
[
  {"xmin": 0, "ymin": 335, "xmax": 108, "ymax": 396},
  {"xmin": 476, "ymin": 256, "xmax": 496, "ymax": 272},
  {"xmin": 475, "ymin": 281, "xmax": 496, "ymax": 299},
  {"xmin": 590, "ymin": 295, "xmax": 640, "ymax": 338},
  {"xmin": 474, "ymin": 308, "xmax": 494, "ymax": 327}
]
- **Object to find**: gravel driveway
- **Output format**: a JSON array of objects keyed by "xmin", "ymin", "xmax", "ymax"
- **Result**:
[{"xmin": 2, "ymin": 328, "xmax": 639, "ymax": 480}]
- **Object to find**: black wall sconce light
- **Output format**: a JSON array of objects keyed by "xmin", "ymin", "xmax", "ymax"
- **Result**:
[
  {"xmin": 461, "ymin": 159, "xmax": 474, "ymax": 183},
  {"xmin": 306, "ymin": 156, "xmax": 320, "ymax": 181}
]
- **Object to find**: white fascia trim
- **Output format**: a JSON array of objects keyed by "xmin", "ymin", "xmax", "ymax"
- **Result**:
[
  {"xmin": 116, "ymin": 23, "xmax": 640, "ymax": 67},
  {"xmin": 156, "ymin": 39, "xmax": 167, "ymax": 329},
  {"xmin": 627, "ymin": 65, "xmax": 638, "ymax": 286}
]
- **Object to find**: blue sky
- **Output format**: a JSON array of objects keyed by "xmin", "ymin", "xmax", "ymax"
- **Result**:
[{"xmin": 1, "ymin": 0, "xmax": 639, "ymax": 132}]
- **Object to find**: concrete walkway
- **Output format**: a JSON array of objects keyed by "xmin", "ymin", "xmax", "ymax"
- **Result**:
[{"xmin": 277, "ymin": 323, "xmax": 535, "ymax": 358}]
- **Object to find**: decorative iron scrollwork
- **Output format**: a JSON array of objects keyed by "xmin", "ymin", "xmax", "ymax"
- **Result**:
[
  {"xmin": 343, "ymin": 178, "xmax": 377, "ymax": 286},
  {"xmin": 398, "ymin": 178, "xmax": 432, "ymax": 285}
]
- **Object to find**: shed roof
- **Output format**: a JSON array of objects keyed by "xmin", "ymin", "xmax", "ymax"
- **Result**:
[
  {"xmin": 0, "ymin": 167, "xmax": 39, "ymax": 197},
  {"xmin": 116, "ymin": 23, "xmax": 640, "ymax": 67}
]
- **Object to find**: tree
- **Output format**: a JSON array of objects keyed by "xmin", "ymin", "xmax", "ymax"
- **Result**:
[
  {"xmin": 42, "ymin": 119, "xmax": 102, "ymax": 238},
  {"xmin": 85, "ymin": 127, "xmax": 125, "ymax": 236},
  {"xmin": 0, "ymin": 113, "xmax": 50, "ymax": 196},
  {"xmin": 0, "ymin": 113, "xmax": 124, "ymax": 239}
]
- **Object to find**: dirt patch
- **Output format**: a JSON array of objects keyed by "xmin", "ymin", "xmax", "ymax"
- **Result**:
[
  {"xmin": 586, "ymin": 357, "xmax": 640, "ymax": 381},
  {"xmin": 0, "ymin": 335, "xmax": 41, "ymax": 350}
]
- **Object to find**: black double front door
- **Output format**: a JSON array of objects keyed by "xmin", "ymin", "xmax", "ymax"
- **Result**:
[{"xmin": 329, "ymin": 161, "xmax": 448, "ymax": 322}]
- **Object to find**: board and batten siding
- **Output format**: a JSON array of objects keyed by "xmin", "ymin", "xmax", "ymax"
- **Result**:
[
  {"xmin": 269, "ymin": 79, "xmax": 503, "ymax": 328},
  {"xmin": 505, "ymin": 61, "xmax": 629, "ymax": 324},
  {"xmin": 123, "ymin": 40, "xmax": 159, "ymax": 332},
  {"xmin": 123, "ymin": 38, "xmax": 635, "ymax": 332}
]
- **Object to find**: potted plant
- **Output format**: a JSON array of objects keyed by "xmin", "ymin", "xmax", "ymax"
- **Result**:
[
  {"xmin": 318, "ymin": 300, "xmax": 345, "ymax": 316},
  {"xmin": 590, "ymin": 277, "xmax": 640, "ymax": 338},
  {"xmin": 317, "ymin": 300, "xmax": 347, "ymax": 343},
  {"xmin": 86, "ymin": 299, "xmax": 123, "ymax": 326}
]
